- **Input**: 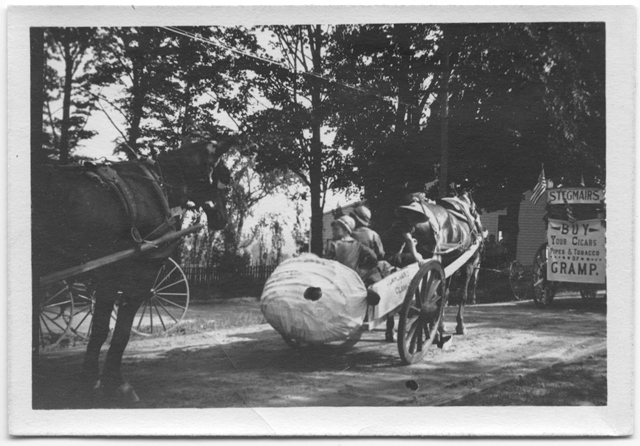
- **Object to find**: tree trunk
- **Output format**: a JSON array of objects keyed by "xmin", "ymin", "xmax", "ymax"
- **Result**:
[
  {"xmin": 124, "ymin": 32, "xmax": 146, "ymax": 157},
  {"xmin": 308, "ymin": 26, "xmax": 325, "ymax": 256},
  {"xmin": 439, "ymin": 27, "xmax": 451, "ymax": 198},
  {"xmin": 58, "ymin": 44, "xmax": 73, "ymax": 164},
  {"xmin": 181, "ymin": 80, "xmax": 194, "ymax": 143},
  {"xmin": 31, "ymin": 27, "xmax": 45, "ymax": 365}
]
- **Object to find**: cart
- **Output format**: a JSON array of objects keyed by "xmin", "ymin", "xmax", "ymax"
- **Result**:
[
  {"xmin": 37, "ymin": 223, "xmax": 200, "ymax": 347},
  {"xmin": 531, "ymin": 187, "xmax": 606, "ymax": 307},
  {"xmin": 261, "ymin": 234, "xmax": 483, "ymax": 365},
  {"xmin": 477, "ymin": 256, "xmax": 529, "ymax": 302}
]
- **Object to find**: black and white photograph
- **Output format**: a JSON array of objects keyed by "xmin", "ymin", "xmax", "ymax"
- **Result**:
[{"xmin": 6, "ymin": 4, "xmax": 635, "ymax": 437}]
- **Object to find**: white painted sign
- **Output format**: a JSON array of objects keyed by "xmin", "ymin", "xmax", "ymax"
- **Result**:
[
  {"xmin": 368, "ymin": 262, "xmax": 420, "ymax": 322},
  {"xmin": 547, "ymin": 219, "xmax": 606, "ymax": 284},
  {"xmin": 547, "ymin": 188, "xmax": 604, "ymax": 205}
]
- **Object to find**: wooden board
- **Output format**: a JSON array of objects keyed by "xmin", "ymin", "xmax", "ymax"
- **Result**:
[{"xmin": 365, "ymin": 236, "xmax": 481, "ymax": 329}]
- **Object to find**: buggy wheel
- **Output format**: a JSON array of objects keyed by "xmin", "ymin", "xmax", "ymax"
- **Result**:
[
  {"xmin": 508, "ymin": 260, "xmax": 528, "ymax": 300},
  {"xmin": 580, "ymin": 285, "xmax": 598, "ymax": 300},
  {"xmin": 131, "ymin": 257, "xmax": 190, "ymax": 336},
  {"xmin": 66, "ymin": 282, "xmax": 118, "ymax": 339},
  {"xmin": 39, "ymin": 281, "xmax": 74, "ymax": 347},
  {"xmin": 398, "ymin": 260, "xmax": 446, "ymax": 365},
  {"xmin": 532, "ymin": 243, "xmax": 555, "ymax": 308}
]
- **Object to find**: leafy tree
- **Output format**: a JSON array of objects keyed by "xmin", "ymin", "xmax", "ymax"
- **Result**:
[
  {"xmin": 141, "ymin": 26, "xmax": 260, "ymax": 151},
  {"xmin": 437, "ymin": 23, "xmax": 605, "ymax": 253},
  {"xmin": 246, "ymin": 25, "xmax": 354, "ymax": 255},
  {"xmin": 220, "ymin": 147, "xmax": 301, "ymax": 255},
  {"xmin": 326, "ymin": 22, "xmax": 604, "ymax": 246},
  {"xmin": 88, "ymin": 27, "xmax": 176, "ymax": 158},
  {"xmin": 42, "ymin": 27, "xmax": 99, "ymax": 163},
  {"xmin": 326, "ymin": 24, "xmax": 443, "ymax": 229}
]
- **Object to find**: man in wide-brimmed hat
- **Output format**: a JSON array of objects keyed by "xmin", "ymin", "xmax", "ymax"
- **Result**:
[{"xmin": 393, "ymin": 196, "xmax": 434, "ymax": 264}]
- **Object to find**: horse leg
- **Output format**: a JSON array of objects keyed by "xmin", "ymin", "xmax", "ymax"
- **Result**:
[
  {"xmin": 82, "ymin": 294, "xmax": 115, "ymax": 383},
  {"xmin": 385, "ymin": 315, "xmax": 395, "ymax": 342},
  {"xmin": 468, "ymin": 262, "xmax": 480, "ymax": 305},
  {"xmin": 100, "ymin": 297, "xmax": 143, "ymax": 404},
  {"xmin": 456, "ymin": 266, "xmax": 472, "ymax": 335}
]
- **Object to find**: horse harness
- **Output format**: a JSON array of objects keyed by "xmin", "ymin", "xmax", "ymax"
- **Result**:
[
  {"xmin": 83, "ymin": 161, "xmax": 174, "ymax": 244},
  {"xmin": 409, "ymin": 197, "xmax": 482, "ymax": 257}
]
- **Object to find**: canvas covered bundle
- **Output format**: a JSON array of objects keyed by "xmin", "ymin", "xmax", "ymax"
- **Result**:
[{"xmin": 260, "ymin": 254, "xmax": 368, "ymax": 344}]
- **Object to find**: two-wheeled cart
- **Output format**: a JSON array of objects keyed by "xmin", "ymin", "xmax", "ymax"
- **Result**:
[
  {"xmin": 531, "ymin": 187, "xmax": 606, "ymax": 307},
  {"xmin": 37, "ymin": 223, "xmax": 201, "ymax": 346},
  {"xmin": 261, "ymin": 235, "xmax": 483, "ymax": 365}
]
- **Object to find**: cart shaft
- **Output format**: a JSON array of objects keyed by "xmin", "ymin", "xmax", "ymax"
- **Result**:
[{"xmin": 39, "ymin": 224, "xmax": 204, "ymax": 288}]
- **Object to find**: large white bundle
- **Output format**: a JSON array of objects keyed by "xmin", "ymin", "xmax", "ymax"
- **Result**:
[{"xmin": 260, "ymin": 254, "xmax": 368, "ymax": 344}]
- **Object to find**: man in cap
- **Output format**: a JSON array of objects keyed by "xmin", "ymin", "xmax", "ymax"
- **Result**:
[{"xmin": 325, "ymin": 215, "xmax": 378, "ymax": 283}]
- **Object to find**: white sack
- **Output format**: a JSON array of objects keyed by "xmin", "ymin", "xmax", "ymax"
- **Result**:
[{"xmin": 260, "ymin": 254, "xmax": 368, "ymax": 344}]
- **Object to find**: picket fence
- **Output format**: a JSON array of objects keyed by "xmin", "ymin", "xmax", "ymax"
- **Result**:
[{"xmin": 183, "ymin": 263, "xmax": 278, "ymax": 288}]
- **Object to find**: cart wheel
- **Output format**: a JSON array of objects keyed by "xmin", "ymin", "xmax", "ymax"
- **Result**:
[
  {"xmin": 580, "ymin": 285, "xmax": 598, "ymax": 300},
  {"xmin": 532, "ymin": 243, "xmax": 555, "ymax": 308},
  {"xmin": 65, "ymin": 282, "xmax": 118, "ymax": 339},
  {"xmin": 397, "ymin": 260, "xmax": 446, "ymax": 365},
  {"xmin": 131, "ymin": 257, "xmax": 190, "ymax": 336},
  {"xmin": 508, "ymin": 260, "xmax": 528, "ymax": 301},
  {"xmin": 66, "ymin": 282, "xmax": 96, "ymax": 339},
  {"xmin": 39, "ymin": 281, "xmax": 74, "ymax": 347}
]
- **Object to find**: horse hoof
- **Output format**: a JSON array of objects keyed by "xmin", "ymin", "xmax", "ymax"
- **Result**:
[
  {"xmin": 385, "ymin": 334, "xmax": 395, "ymax": 342},
  {"xmin": 455, "ymin": 326, "xmax": 467, "ymax": 335},
  {"xmin": 438, "ymin": 335, "xmax": 453, "ymax": 350},
  {"xmin": 102, "ymin": 381, "xmax": 140, "ymax": 404}
]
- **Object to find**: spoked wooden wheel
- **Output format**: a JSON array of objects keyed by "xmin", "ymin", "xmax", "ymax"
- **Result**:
[
  {"xmin": 580, "ymin": 285, "xmax": 598, "ymax": 300},
  {"xmin": 532, "ymin": 243, "xmax": 556, "ymax": 308},
  {"xmin": 131, "ymin": 257, "xmax": 190, "ymax": 336},
  {"xmin": 39, "ymin": 281, "xmax": 74, "ymax": 347},
  {"xmin": 508, "ymin": 260, "xmax": 528, "ymax": 301},
  {"xmin": 66, "ymin": 282, "xmax": 117, "ymax": 339},
  {"xmin": 397, "ymin": 260, "xmax": 447, "ymax": 365}
]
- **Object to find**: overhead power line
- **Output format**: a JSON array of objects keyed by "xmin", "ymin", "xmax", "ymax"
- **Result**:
[{"xmin": 161, "ymin": 26, "xmax": 426, "ymax": 112}]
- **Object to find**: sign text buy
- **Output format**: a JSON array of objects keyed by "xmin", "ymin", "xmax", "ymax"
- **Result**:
[{"xmin": 547, "ymin": 219, "xmax": 605, "ymax": 284}]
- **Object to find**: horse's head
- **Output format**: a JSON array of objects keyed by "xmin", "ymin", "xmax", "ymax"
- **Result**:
[
  {"xmin": 159, "ymin": 139, "xmax": 234, "ymax": 230},
  {"xmin": 199, "ymin": 161, "xmax": 231, "ymax": 230}
]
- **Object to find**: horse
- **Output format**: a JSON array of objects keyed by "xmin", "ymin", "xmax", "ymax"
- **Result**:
[
  {"xmin": 382, "ymin": 191, "xmax": 485, "ymax": 341},
  {"xmin": 32, "ymin": 139, "xmax": 235, "ymax": 404}
]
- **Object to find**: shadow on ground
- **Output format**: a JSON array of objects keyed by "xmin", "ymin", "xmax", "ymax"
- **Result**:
[{"xmin": 32, "ymin": 295, "xmax": 606, "ymax": 409}]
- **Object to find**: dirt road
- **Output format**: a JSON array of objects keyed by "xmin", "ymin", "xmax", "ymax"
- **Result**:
[{"xmin": 33, "ymin": 294, "xmax": 606, "ymax": 409}]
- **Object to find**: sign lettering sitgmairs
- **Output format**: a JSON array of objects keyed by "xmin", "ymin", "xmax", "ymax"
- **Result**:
[{"xmin": 547, "ymin": 218, "xmax": 606, "ymax": 284}]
